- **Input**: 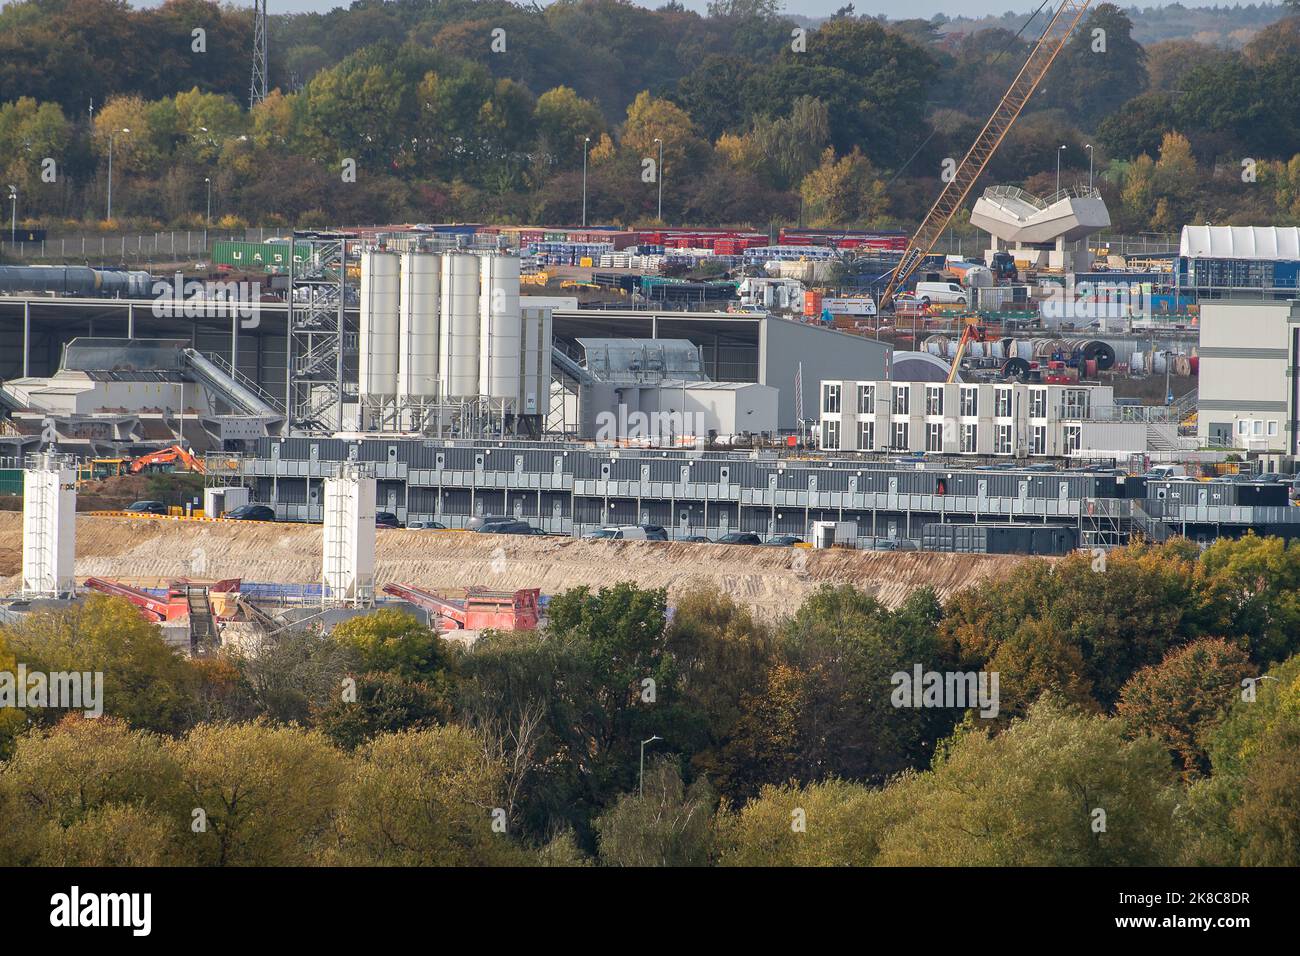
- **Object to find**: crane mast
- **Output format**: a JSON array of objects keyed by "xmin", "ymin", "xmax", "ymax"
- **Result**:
[{"xmin": 878, "ymin": 0, "xmax": 1094, "ymax": 311}]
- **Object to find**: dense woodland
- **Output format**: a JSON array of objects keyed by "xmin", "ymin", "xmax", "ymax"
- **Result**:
[
  {"xmin": 3, "ymin": 0, "xmax": 1300, "ymax": 236},
  {"xmin": 1, "ymin": 534, "xmax": 1298, "ymax": 866}
]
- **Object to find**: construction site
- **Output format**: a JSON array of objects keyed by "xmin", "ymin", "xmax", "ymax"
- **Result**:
[{"xmin": 2, "ymin": 0, "xmax": 1298, "ymax": 652}]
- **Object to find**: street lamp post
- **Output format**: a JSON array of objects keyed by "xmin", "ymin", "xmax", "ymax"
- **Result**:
[
  {"xmin": 7, "ymin": 186, "xmax": 16, "ymax": 243},
  {"xmin": 204, "ymin": 177, "xmax": 212, "ymax": 253},
  {"xmin": 1056, "ymin": 144, "xmax": 1066, "ymax": 195},
  {"xmin": 106, "ymin": 128, "xmax": 130, "ymax": 221},
  {"xmin": 582, "ymin": 136, "xmax": 590, "ymax": 228},
  {"xmin": 639, "ymin": 735, "xmax": 662, "ymax": 797},
  {"xmin": 1084, "ymin": 143, "xmax": 1094, "ymax": 190},
  {"xmin": 654, "ymin": 137, "xmax": 663, "ymax": 223}
]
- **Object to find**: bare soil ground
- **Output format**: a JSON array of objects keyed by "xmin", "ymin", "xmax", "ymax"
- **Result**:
[{"xmin": 0, "ymin": 512, "xmax": 1031, "ymax": 618}]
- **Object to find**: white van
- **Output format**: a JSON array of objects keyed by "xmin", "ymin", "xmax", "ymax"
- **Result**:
[
  {"xmin": 914, "ymin": 281, "xmax": 968, "ymax": 305},
  {"xmin": 1143, "ymin": 465, "xmax": 1187, "ymax": 480}
]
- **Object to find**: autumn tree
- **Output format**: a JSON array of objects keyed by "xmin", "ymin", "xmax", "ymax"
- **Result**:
[
  {"xmin": 799, "ymin": 147, "xmax": 889, "ymax": 227},
  {"xmin": 0, "ymin": 595, "xmax": 198, "ymax": 734},
  {"xmin": 1117, "ymin": 638, "xmax": 1253, "ymax": 778},
  {"xmin": 1178, "ymin": 649, "xmax": 1300, "ymax": 865}
]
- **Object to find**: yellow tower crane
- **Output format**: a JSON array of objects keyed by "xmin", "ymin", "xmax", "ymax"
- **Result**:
[{"xmin": 879, "ymin": 0, "xmax": 1094, "ymax": 312}]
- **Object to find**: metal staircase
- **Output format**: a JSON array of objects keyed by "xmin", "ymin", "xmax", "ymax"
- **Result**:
[{"xmin": 185, "ymin": 585, "xmax": 216, "ymax": 654}]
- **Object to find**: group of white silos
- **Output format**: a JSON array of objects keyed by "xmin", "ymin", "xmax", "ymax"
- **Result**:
[{"xmin": 359, "ymin": 249, "xmax": 533, "ymax": 427}]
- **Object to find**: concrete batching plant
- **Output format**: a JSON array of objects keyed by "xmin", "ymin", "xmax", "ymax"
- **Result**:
[{"xmin": 357, "ymin": 248, "xmax": 547, "ymax": 437}]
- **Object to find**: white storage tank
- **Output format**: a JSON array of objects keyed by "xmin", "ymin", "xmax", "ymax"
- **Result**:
[
  {"xmin": 359, "ymin": 249, "xmax": 401, "ymax": 399},
  {"xmin": 439, "ymin": 253, "xmax": 481, "ymax": 398},
  {"xmin": 479, "ymin": 254, "xmax": 522, "ymax": 403},
  {"xmin": 21, "ymin": 455, "xmax": 76, "ymax": 597},
  {"xmin": 398, "ymin": 252, "xmax": 441, "ymax": 400},
  {"xmin": 321, "ymin": 462, "xmax": 376, "ymax": 605}
]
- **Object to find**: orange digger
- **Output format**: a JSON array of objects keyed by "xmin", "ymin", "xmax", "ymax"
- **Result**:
[{"xmin": 128, "ymin": 445, "xmax": 206, "ymax": 475}]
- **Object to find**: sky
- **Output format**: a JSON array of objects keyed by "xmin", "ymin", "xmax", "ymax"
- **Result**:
[{"xmin": 103, "ymin": 1, "xmax": 1196, "ymax": 20}]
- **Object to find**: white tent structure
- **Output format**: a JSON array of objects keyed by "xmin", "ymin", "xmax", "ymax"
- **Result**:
[{"xmin": 1179, "ymin": 226, "xmax": 1300, "ymax": 260}]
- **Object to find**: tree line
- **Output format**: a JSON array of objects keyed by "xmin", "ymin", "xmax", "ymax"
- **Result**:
[
  {"xmin": 2, "ymin": 1, "xmax": 1300, "ymax": 238},
  {"xmin": 1, "ymin": 533, "xmax": 1297, "ymax": 866}
]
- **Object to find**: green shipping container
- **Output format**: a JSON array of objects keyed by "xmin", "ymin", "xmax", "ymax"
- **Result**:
[
  {"xmin": 0, "ymin": 468, "xmax": 24, "ymax": 497},
  {"xmin": 212, "ymin": 241, "xmax": 313, "ymax": 274}
]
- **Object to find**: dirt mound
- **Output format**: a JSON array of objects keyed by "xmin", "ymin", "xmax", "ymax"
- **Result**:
[
  {"xmin": 76, "ymin": 475, "xmax": 155, "ymax": 512},
  {"xmin": 0, "ymin": 512, "xmax": 1030, "ymax": 617}
]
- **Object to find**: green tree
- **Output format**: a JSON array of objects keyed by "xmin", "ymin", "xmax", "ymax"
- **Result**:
[
  {"xmin": 1044, "ymin": 3, "xmax": 1148, "ymax": 126},
  {"xmin": 533, "ymin": 86, "xmax": 604, "ymax": 172},
  {"xmin": 334, "ymin": 725, "xmax": 522, "ymax": 865},
  {"xmin": 594, "ymin": 758, "xmax": 714, "ymax": 866},
  {"xmin": 331, "ymin": 608, "xmax": 450, "ymax": 681},
  {"xmin": 314, "ymin": 670, "xmax": 449, "ymax": 750},
  {"xmin": 0, "ymin": 595, "xmax": 198, "ymax": 734},
  {"xmin": 717, "ymin": 775, "xmax": 920, "ymax": 867},
  {"xmin": 169, "ymin": 722, "xmax": 348, "ymax": 866},
  {"xmin": 0, "ymin": 716, "xmax": 188, "ymax": 866},
  {"xmin": 877, "ymin": 699, "xmax": 1181, "ymax": 866},
  {"xmin": 1198, "ymin": 534, "xmax": 1300, "ymax": 665}
]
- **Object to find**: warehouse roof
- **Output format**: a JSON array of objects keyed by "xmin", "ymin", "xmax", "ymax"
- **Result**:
[{"xmin": 1180, "ymin": 225, "xmax": 1300, "ymax": 260}]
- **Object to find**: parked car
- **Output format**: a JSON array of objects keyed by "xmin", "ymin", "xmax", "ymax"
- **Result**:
[
  {"xmin": 375, "ymin": 511, "xmax": 404, "ymax": 529},
  {"xmin": 640, "ymin": 524, "xmax": 669, "ymax": 541},
  {"xmin": 125, "ymin": 500, "xmax": 167, "ymax": 515},
  {"xmin": 406, "ymin": 520, "xmax": 447, "ymax": 530},
  {"xmin": 466, "ymin": 515, "xmax": 516, "ymax": 532},
  {"xmin": 475, "ymin": 520, "xmax": 535, "ymax": 535},
  {"xmin": 1254, "ymin": 472, "xmax": 1284, "ymax": 483},
  {"xmin": 872, "ymin": 539, "xmax": 901, "ymax": 551},
  {"xmin": 584, "ymin": 526, "xmax": 647, "ymax": 540},
  {"xmin": 715, "ymin": 532, "xmax": 763, "ymax": 545},
  {"xmin": 765, "ymin": 534, "xmax": 804, "ymax": 546},
  {"xmin": 224, "ymin": 504, "xmax": 276, "ymax": 522},
  {"xmin": 684, "ymin": 535, "xmax": 712, "ymax": 543}
]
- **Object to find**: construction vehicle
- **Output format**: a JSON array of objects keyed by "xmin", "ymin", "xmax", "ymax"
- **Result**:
[
  {"xmin": 382, "ymin": 584, "xmax": 541, "ymax": 635},
  {"xmin": 946, "ymin": 324, "xmax": 986, "ymax": 383},
  {"xmin": 879, "ymin": 0, "xmax": 1093, "ymax": 311},
  {"xmin": 76, "ymin": 457, "xmax": 128, "ymax": 486},
  {"xmin": 991, "ymin": 251, "xmax": 1018, "ymax": 281},
  {"xmin": 128, "ymin": 444, "xmax": 207, "ymax": 475},
  {"xmin": 84, "ymin": 577, "xmax": 240, "ymax": 654}
]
